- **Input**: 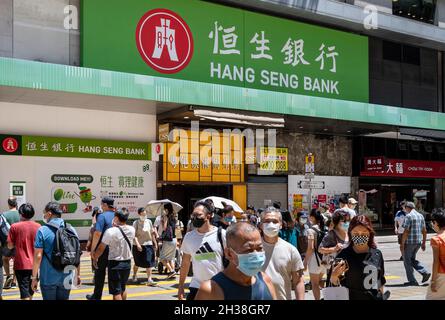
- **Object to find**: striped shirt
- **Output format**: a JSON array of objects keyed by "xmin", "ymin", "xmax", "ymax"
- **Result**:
[{"xmin": 402, "ymin": 209, "xmax": 426, "ymax": 245}]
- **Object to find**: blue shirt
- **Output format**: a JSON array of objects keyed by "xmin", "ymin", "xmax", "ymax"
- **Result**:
[
  {"xmin": 279, "ymin": 228, "xmax": 298, "ymax": 248},
  {"xmin": 34, "ymin": 218, "xmax": 78, "ymax": 286},
  {"xmin": 95, "ymin": 210, "xmax": 115, "ymax": 234}
]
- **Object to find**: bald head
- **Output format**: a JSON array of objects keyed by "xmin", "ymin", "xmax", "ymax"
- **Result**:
[{"xmin": 226, "ymin": 222, "xmax": 261, "ymax": 251}]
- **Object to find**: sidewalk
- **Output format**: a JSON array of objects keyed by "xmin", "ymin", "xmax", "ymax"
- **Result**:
[{"xmin": 376, "ymin": 233, "xmax": 435, "ymax": 244}]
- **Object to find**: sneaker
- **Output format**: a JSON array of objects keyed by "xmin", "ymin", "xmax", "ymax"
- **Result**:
[
  {"xmin": 399, "ymin": 256, "xmax": 403, "ymax": 261},
  {"xmin": 132, "ymin": 275, "xmax": 138, "ymax": 283},
  {"xmin": 86, "ymin": 294, "xmax": 96, "ymax": 300},
  {"xmin": 403, "ymin": 281, "xmax": 419, "ymax": 286},
  {"xmin": 10, "ymin": 281, "xmax": 17, "ymax": 289},
  {"xmin": 147, "ymin": 280, "xmax": 158, "ymax": 287},
  {"xmin": 422, "ymin": 273, "xmax": 431, "ymax": 283},
  {"xmin": 3, "ymin": 275, "xmax": 13, "ymax": 290},
  {"xmin": 166, "ymin": 271, "xmax": 176, "ymax": 280}
]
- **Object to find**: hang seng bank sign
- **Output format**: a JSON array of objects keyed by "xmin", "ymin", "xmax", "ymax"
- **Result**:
[{"xmin": 82, "ymin": 0, "xmax": 369, "ymax": 103}]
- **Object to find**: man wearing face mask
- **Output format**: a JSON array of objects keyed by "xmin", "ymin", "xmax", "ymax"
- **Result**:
[
  {"xmin": 196, "ymin": 222, "xmax": 277, "ymax": 300},
  {"xmin": 178, "ymin": 201, "xmax": 227, "ymax": 301},
  {"xmin": 261, "ymin": 207, "xmax": 305, "ymax": 300}
]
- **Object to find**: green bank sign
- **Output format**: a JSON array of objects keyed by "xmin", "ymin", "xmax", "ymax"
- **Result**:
[
  {"xmin": 82, "ymin": 0, "xmax": 369, "ymax": 103},
  {"xmin": 0, "ymin": 135, "xmax": 152, "ymax": 161}
]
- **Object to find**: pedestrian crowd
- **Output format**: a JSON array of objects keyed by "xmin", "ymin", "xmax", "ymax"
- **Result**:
[{"xmin": 1, "ymin": 194, "xmax": 444, "ymax": 301}]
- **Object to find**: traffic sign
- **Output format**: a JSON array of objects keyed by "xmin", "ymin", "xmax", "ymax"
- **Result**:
[
  {"xmin": 305, "ymin": 153, "xmax": 315, "ymax": 173},
  {"xmin": 298, "ymin": 180, "xmax": 325, "ymax": 189}
]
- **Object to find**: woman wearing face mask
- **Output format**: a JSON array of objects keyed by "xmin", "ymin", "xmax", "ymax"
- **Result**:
[
  {"xmin": 426, "ymin": 208, "xmax": 445, "ymax": 300},
  {"xmin": 195, "ymin": 222, "xmax": 277, "ymax": 300},
  {"xmin": 304, "ymin": 210, "xmax": 327, "ymax": 300},
  {"xmin": 295, "ymin": 211, "xmax": 310, "ymax": 260},
  {"xmin": 159, "ymin": 203, "xmax": 178, "ymax": 279},
  {"xmin": 318, "ymin": 209, "xmax": 350, "ymax": 265},
  {"xmin": 132, "ymin": 208, "xmax": 158, "ymax": 286},
  {"xmin": 329, "ymin": 215, "xmax": 388, "ymax": 300}
]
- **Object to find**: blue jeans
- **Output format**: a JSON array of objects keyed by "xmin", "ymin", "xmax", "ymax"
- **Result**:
[
  {"xmin": 40, "ymin": 284, "xmax": 71, "ymax": 300},
  {"xmin": 403, "ymin": 243, "xmax": 428, "ymax": 283}
]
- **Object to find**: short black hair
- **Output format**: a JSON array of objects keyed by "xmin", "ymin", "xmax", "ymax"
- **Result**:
[
  {"xmin": 164, "ymin": 203, "xmax": 174, "ymax": 214},
  {"xmin": 138, "ymin": 207, "xmax": 146, "ymax": 215},
  {"xmin": 19, "ymin": 203, "xmax": 35, "ymax": 220},
  {"xmin": 339, "ymin": 196, "xmax": 349, "ymax": 205},
  {"xmin": 45, "ymin": 202, "xmax": 63, "ymax": 217},
  {"xmin": 272, "ymin": 201, "xmax": 281, "ymax": 209},
  {"xmin": 8, "ymin": 197, "xmax": 17, "ymax": 208},
  {"xmin": 222, "ymin": 205, "xmax": 234, "ymax": 215},
  {"xmin": 432, "ymin": 208, "xmax": 445, "ymax": 229},
  {"xmin": 115, "ymin": 209, "xmax": 129, "ymax": 223},
  {"xmin": 193, "ymin": 200, "xmax": 212, "ymax": 216},
  {"xmin": 92, "ymin": 207, "xmax": 100, "ymax": 217}
]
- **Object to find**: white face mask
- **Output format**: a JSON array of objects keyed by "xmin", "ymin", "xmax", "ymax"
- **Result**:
[
  {"xmin": 139, "ymin": 215, "xmax": 147, "ymax": 222},
  {"xmin": 263, "ymin": 222, "xmax": 280, "ymax": 238}
]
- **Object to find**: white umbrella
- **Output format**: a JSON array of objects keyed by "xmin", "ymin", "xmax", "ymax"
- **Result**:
[
  {"xmin": 145, "ymin": 199, "xmax": 183, "ymax": 217},
  {"xmin": 201, "ymin": 196, "xmax": 244, "ymax": 213}
]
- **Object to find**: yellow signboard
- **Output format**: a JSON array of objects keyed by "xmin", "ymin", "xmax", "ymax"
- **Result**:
[
  {"xmin": 163, "ymin": 129, "xmax": 245, "ymax": 182},
  {"xmin": 259, "ymin": 147, "xmax": 288, "ymax": 172}
]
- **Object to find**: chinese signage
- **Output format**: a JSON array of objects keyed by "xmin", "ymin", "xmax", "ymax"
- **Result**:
[
  {"xmin": 82, "ymin": 0, "xmax": 369, "ymax": 102},
  {"xmin": 1, "ymin": 134, "xmax": 152, "ymax": 161},
  {"xmin": 305, "ymin": 153, "xmax": 315, "ymax": 173},
  {"xmin": 361, "ymin": 157, "xmax": 445, "ymax": 178},
  {"xmin": 163, "ymin": 129, "xmax": 244, "ymax": 182},
  {"xmin": 10, "ymin": 181, "xmax": 26, "ymax": 208},
  {"xmin": 258, "ymin": 147, "xmax": 288, "ymax": 172}
]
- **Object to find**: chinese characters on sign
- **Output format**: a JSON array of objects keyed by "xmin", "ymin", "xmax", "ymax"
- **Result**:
[{"xmin": 361, "ymin": 157, "xmax": 445, "ymax": 178}]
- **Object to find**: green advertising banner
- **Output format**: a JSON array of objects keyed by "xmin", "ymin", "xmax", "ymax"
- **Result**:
[
  {"xmin": 82, "ymin": 0, "xmax": 369, "ymax": 103},
  {"xmin": 21, "ymin": 136, "xmax": 152, "ymax": 161}
]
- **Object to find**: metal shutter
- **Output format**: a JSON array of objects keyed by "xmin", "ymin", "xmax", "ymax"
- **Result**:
[{"xmin": 247, "ymin": 183, "xmax": 288, "ymax": 210}]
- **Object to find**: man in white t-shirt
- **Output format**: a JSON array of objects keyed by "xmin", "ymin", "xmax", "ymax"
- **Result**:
[
  {"xmin": 339, "ymin": 196, "xmax": 356, "ymax": 219},
  {"xmin": 394, "ymin": 201, "xmax": 407, "ymax": 260},
  {"xmin": 178, "ymin": 200, "xmax": 226, "ymax": 300},
  {"xmin": 93, "ymin": 210, "xmax": 135, "ymax": 301},
  {"xmin": 260, "ymin": 207, "xmax": 305, "ymax": 300}
]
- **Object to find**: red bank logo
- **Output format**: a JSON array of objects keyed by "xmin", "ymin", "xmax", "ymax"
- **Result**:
[
  {"xmin": 2, "ymin": 137, "xmax": 18, "ymax": 153},
  {"xmin": 136, "ymin": 9, "xmax": 194, "ymax": 74}
]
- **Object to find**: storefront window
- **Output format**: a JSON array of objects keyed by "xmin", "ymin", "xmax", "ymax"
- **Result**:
[
  {"xmin": 393, "ymin": 0, "xmax": 437, "ymax": 24},
  {"xmin": 358, "ymin": 188, "xmax": 380, "ymax": 224}
]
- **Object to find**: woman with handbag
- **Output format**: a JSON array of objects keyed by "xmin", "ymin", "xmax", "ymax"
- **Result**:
[
  {"xmin": 328, "ymin": 215, "xmax": 389, "ymax": 300},
  {"xmin": 159, "ymin": 203, "xmax": 177, "ymax": 279}
]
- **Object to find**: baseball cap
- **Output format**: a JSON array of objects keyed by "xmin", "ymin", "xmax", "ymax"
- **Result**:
[
  {"xmin": 348, "ymin": 198, "xmax": 358, "ymax": 204},
  {"xmin": 101, "ymin": 196, "xmax": 115, "ymax": 207},
  {"xmin": 298, "ymin": 211, "xmax": 308, "ymax": 218}
]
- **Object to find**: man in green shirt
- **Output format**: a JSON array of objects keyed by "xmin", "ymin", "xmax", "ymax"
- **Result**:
[{"xmin": 2, "ymin": 197, "xmax": 19, "ymax": 289}]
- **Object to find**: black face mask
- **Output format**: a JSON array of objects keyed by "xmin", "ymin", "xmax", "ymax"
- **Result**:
[{"xmin": 192, "ymin": 217, "xmax": 206, "ymax": 228}]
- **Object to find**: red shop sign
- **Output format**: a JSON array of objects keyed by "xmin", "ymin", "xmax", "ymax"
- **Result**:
[{"xmin": 361, "ymin": 158, "xmax": 445, "ymax": 178}]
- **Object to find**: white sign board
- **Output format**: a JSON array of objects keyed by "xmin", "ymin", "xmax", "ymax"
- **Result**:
[
  {"xmin": 1, "ymin": 156, "xmax": 156, "ymax": 240},
  {"xmin": 10, "ymin": 182, "xmax": 26, "ymax": 208},
  {"xmin": 298, "ymin": 180, "xmax": 325, "ymax": 189}
]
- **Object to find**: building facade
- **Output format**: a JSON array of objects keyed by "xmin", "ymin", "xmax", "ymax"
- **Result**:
[{"xmin": 0, "ymin": 0, "xmax": 444, "ymax": 233}]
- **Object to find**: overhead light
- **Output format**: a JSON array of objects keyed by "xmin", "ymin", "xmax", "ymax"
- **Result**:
[
  {"xmin": 193, "ymin": 109, "xmax": 285, "ymax": 128},
  {"xmin": 347, "ymin": 130, "xmax": 352, "ymax": 133},
  {"xmin": 299, "ymin": 126, "xmax": 304, "ymax": 129},
  {"xmin": 200, "ymin": 118, "xmax": 205, "ymax": 121},
  {"xmin": 323, "ymin": 128, "xmax": 328, "ymax": 131},
  {"xmin": 184, "ymin": 116, "xmax": 190, "ymax": 119}
]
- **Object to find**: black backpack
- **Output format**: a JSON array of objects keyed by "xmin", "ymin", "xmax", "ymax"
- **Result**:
[
  {"xmin": 0, "ymin": 215, "xmax": 10, "ymax": 247},
  {"xmin": 45, "ymin": 222, "xmax": 81, "ymax": 270},
  {"xmin": 217, "ymin": 227, "xmax": 229, "ymax": 269},
  {"xmin": 311, "ymin": 226, "xmax": 326, "ymax": 266}
]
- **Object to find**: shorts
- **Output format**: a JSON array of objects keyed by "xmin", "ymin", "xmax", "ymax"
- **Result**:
[
  {"xmin": 397, "ymin": 234, "xmax": 403, "ymax": 244},
  {"xmin": 108, "ymin": 260, "xmax": 131, "ymax": 296},
  {"xmin": 187, "ymin": 287, "xmax": 199, "ymax": 300},
  {"xmin": 133, "ymin": 245, "xmax": 156, "ymax": 268},
  {"xmin": 308, "ymin": 254, "xmax": 326, "ymax": 275},
  {"xmin": 15, "ymin": 270, "xmax": 34, "ymax": 299}
]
